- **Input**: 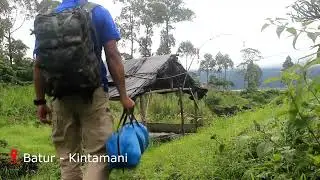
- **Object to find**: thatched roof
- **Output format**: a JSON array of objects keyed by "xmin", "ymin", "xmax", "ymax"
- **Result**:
[{"xmin": 107, "ymin": 54, "xmax": 208, "ymax": 100}]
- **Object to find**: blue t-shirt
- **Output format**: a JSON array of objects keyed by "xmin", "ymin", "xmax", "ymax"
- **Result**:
[{"xmin": 33, "ymin": 0, "xmax": 121, "ymax": 92}]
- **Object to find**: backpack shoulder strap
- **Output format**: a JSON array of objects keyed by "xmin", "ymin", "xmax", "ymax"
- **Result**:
[{"xmin": 81, "ymin": 2, "xmax": 100, "ymax": 55}]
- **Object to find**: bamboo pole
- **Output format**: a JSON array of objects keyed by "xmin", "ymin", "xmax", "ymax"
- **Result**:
[
  {"xmin": 145, "ymin": 88, "xmax": 192, "ymax": 94},
  {"xmin": 139, "ymin": 95, "xmax": 147, "ymax": 124},
  {"xmin": 193, "ymin": 92, "xmax": 199, "ymax": 127},
  {"xmin": 178, "ymin": 88, "xmax": 185, "ymax": 135}
]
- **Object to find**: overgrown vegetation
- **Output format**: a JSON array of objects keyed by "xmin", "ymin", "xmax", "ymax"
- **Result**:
[
  {"xmin": 0, "ymin": 83, "xmax": 280, "ymax": 179},
  {"xmin": 108, "ymin": 104, "xmax": 288, "ymax": 180},
  {"xmin": 0, "ymin": 0, "xmax": 51, "ymax": 84},
  {"xmin": 204, "ymin": 89, "xmax": 282, "ymax": 117},
  {"xmin": 202, "ymin": 57, "xmax": 320, "ymax": 179},
  {"xmin": 2, "ymin": 0, "xmax": 320, "ymax": 179},
  {"xmin": 0, "ymin": 88, "xmax": 284, "ymax": 179}
]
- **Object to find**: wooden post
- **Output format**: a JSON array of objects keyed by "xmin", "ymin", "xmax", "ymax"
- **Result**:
[
  {"xmin": 139, "ymin": 95, "xmax": 147, "ymax": 124},
  {"xmin": 170, "ymin": 78, "xmax": 174, "ymax": 89},
  {"xmin": 178, "ymin": 88, "xmax": 185, "ymax": 135},
  {"xmin": 194, "ymin": 92, "xmax": 199, "ymax": 127}
]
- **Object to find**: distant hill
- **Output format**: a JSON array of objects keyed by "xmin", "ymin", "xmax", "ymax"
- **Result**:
[{"xmin": 194, "ymin": 67, "xmax": 285, "ymax": 90}]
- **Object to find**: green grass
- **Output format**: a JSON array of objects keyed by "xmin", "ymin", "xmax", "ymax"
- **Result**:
[
  {"xmin": 109, "ymin": 104, "xmax": 287, "ymax": 179},
  {"xmin": 0, "ymin": 103, "xmax": 285, "ymax": 180},
  {"xmin": 0, "ymin": 124, "xmax": 54, "ymax": 155},
  {"xmin": 0, "ymin": 85, "xmax": 284, "ymax": 179}
]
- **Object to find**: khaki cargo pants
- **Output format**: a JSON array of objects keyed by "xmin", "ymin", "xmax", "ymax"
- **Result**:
[{"xmin": 50, "ymin": 87, "xmax": 114, "ymax": 180}]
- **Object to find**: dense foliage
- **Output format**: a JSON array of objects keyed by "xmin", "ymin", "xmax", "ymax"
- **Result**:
[
  {"xmin": 0, "ymin": 57, "xmax": 33, "ymax": 84},
  {"xmin": 0, "ymin": 0, "xmax": 59, "ymax": 84},
  {"xmin": 205, "ymin": 89, "xmax": 282, "ymax": 117},
  {"xmin": 208, "ymin": 57, "xmax": 320, "ymax": 179}
]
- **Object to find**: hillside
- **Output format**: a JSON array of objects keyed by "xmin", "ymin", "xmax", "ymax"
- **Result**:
[
  {"xmin": 197, "ymin": 67, "xmax": 284, "ymax": 89},
  {"xmin": 109, "ymin": 104, "xmax": 288, "ymax": 179}
]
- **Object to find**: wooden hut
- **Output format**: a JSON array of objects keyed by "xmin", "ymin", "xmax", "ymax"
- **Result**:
[{"xmin": 108, "ymin": 54, "xmax": 208, "ymax": 134}]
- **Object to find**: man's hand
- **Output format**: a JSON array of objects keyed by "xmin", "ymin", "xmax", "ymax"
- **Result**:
[
  {"xmin": 120, "ymin": 96, "xmax": 135, "ymax": 111},
  {"xmin": 37, "ymin": 105, "xmax": 52, "ymax": 124}
]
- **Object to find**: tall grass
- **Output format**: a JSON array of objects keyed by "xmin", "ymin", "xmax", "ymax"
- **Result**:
[
  {"xmin": 0, "ymin": 85, "xmax": 213, "ymax": 126},
  {"xmin": 135, "ymin": 93, "xmax": 212, "ymax": 124},
  {"xmin": 0, "ymin": 86, "xmax": 34, "ymax": 116}
]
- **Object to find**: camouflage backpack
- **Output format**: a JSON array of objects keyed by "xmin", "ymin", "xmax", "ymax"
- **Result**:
[{"xmin": 34, "ymin": 2, "xmax": 101, "ymax": 100}]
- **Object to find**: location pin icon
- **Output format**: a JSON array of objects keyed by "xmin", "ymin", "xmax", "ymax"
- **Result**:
[{"xmin": 10, "ymin": 149, "xmax": 18, "ymax": 164}]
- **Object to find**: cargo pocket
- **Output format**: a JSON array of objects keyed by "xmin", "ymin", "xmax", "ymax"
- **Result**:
[{"xmin": 51, "ymin": 100, "xmax": 65, "ymax": 143}]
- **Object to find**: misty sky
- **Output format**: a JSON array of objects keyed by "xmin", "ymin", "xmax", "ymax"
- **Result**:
[{"xmin": 14, "ymin": 0, "xmax": 317, "ymax": 70}]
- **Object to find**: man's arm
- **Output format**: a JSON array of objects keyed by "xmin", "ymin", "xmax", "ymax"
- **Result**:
[
  {"xmin": 94, "ymin": 6, "xmax": 134, "ymax": 109},
  {"xmin": 104, "ymin": 40, "xmax": 127, "ymax": 100},
  {"xmin": 34, "ymin": 58, "xmax": 45, "ymax": 100},
  {"xmin": 104, "ymin": 40, "xmax": 135, "ymax": 110},
  {"xmin": 33, "ymin": 57, "xmax": 51, "ymax": 123}
]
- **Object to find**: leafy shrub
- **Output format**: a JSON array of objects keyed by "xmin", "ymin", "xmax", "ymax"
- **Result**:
[
  {"xmin": 240, "ymin": 89, "xmax": 281, "ymax": 107},
  {"xmin": 211, "ymin": 58, "xmax": 320, "ymax": 179},
  {"xmin": 204, "ymin": 90, "xmax": 251, "ymax": 116},
  {"xmin": 0, "ymin": 58, "xmax": 33, "ymax": 84}
]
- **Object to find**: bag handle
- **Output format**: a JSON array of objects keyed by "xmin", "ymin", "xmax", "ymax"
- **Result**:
[
  {"xmin": 116, "ymin": 108, "xmax": 135, "ymax": 131},
  {"xmin": 116, "ymin": 107, "xmax": 143, "ymax": 131},
  {"xmin": 116, "ymin": 110, "xmax": 127, "ymax": 131}
]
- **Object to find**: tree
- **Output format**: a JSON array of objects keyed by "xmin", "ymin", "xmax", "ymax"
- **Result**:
[
  {"xmin": 0, "ymin": 0, "xmax": 52, "ymax": 65},
  {"xmin": 5, "ymin": 39, "xmax": 29, "ymax": 66},
  {"xmin": 137, "ymin": 0, "xmax": 165, "ymax": 57},
  {"xmin": 35, "ymin": 0, "xmax": 60, "ymax": 14},
  {"xmin": 282, "ymin": 55, "xmax": 294, "ymax": 70},
  {"xmin": 0, "ymin": 0, "xmax": 57, "ymax": 83},
  {"xmin": 215, "ymin": 52, "xmax": 224, "ymax": 80},
  {"xmin": 222, "ymin": 54, "xmax": 234, "ymax": 82},
  {"xmin": 240, "ymin": 48, "xmax": 263, "ymax": 64},
  {"xmin": 213, "ymin": 52, "xmax": 234, "ymax": 90},
  {"xmin": 238, "ymin": 48, "xmax": 263, "ymax": 90},
  {"xmin": 215, "ymin": 52, "xmax": 234, "ymax": 82},
  {"xmin": 177, "ymin": 41, "xmax": 197, "ymax": 69},
  {"xmin": 137, "ymin": 3, "xmax": 153, "ymax": 58},
  {"xmin": 199, "ymin": 53, "xmax": 216, "ymax": 85},
  {"xmin": 0, "ymin": 0, "xmax": 9, "ymax": 43},
  {"xmin": 157, "ymin": 30, "xmax": 176, "ymax": 55},
  {"xmin": 245, "ymin": 62, "xmax": 262, "ymax": 91},
  {"xmin": 289, "ymin": 0, "xmax": 320, "ymax": 22},
  {"xmin": 237, "ymin": 63, "xmax": 247, "ymax": 89},
  {"xmin": 116, "ymin": 0, "xmax": 164, "ymax": 58},
  {"xmin": 156, "ymin": 0, "xmax": 195, "ymax": 55},
  {"xmin": 115, "ymin": 0, "xmax": 141, "ymax": 59}
]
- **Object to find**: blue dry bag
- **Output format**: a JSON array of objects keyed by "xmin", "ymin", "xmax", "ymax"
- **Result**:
[{"xmin": 106, "ymin": 109, "xmax": 149, "ymax": 169}]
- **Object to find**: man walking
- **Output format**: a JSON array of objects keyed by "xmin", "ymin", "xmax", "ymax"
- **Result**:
[{"xmin": 33, "ymin": 0, "xmax": 134, "ymax": 179}]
